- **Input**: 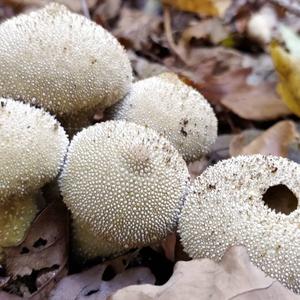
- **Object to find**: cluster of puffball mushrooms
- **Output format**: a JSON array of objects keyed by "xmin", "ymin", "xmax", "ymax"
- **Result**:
[{"xmin": 0, "ymin": 3, "xmax": 300, "ymax": 294}]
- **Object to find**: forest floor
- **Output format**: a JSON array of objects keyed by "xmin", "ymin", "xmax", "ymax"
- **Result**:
[{"xmin": 1, "ymin": 0, "xmax": 300, "ymax": 299}]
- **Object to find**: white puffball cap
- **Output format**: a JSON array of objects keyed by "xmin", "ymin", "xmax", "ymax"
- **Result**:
[
  {"xmin": 110, "ymin": 73, "xmax": 217, "ymax": 162},
  {"xmin": 0, "ymin": 3, "xmax": 132, "ymax": 119},
  {"xmin": 0, "ymin": 98, "xmax": 69, "ymax": 201},
  {"xmin": 60, "ymin": 120, "xmax": 190, "ymax": 257},
  {"xmin": 179, "ymin": 154, "xmax": 300, "ymax": 293}
]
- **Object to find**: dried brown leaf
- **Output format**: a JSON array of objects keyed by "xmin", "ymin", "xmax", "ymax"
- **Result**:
[
  {"xmin": 3, "ymin": 201, "xmax": 69, "ymax": 298},
  {"xmin": 0, "ymin": 291, "xmax": 22, "ymax": 299},
  {"xmin": 162, "ymin": 0, "xmax": 231, "ymax": 17},
  {"xmin": 209, "ymin": 134, "xmax": 234, "ymax": 161},
  {"xmin": 221, "ymin": 81, "xmax": 291, "ymax": 120},
  {"xmin": 160, "ymin": 233, "xmax": 176, "ymax": 262},
  {"xmin": 4, "ymin": 0, "xmax": 97, "ymax": 12},
  {"xmin": 128, "ymin": 51, "xmax": 169, "ymax": 80},
  {"xmin": 113, "ymin": 8, "xmax": 162, "ymax": 51},
  {"xmin": 164, "ymin": 48, "xmax": 244, "ymax": 87},
  {"xmin": 230, "ymin": 120, "xmax": 299, "ymax": 156},
  {"xmin": 93, "ymin": 0, "xmax": 121, "ymax": 25},
  {"xmin": 50, "ymin": 264, "xmax": 155, "ymax": 300},
  {"xmin": 198, "ymin": 68, "xmax": 251, "ymax": 105},
  {"xmin": 110, "ymin": 246, "xmax": 300, "ymax": 300},
  {"xmin": 187, "ymin": 158, "xmax": 209, "ymax": 180}
]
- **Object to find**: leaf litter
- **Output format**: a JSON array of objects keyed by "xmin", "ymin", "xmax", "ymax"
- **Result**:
[{"xmin": 2, "ymin": 0, "xmax": 300, "ymax": 298}]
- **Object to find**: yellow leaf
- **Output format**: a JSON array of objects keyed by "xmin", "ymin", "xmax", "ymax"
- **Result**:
[
  {"xmin": 270, "ymin": 43, "xmax": 300, "ymax": 116},
  {"xmin": 162, "ymin": 0, "xmax": 231, "ymax": 17}
]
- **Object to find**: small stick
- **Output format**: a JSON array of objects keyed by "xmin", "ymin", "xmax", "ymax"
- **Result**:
[
  {"xmin": 163, "ymin": 5, "xmax": 187, "ymax": 63},
  {"xmin": 80, "ymin": 0, "xmax": 91, "ymax": 19}
]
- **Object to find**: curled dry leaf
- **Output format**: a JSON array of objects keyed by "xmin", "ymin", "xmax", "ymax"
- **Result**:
[
  {"xmin": 162, "ymin": 0, "xmax": 231, "ymax": 17},
  {"xmin": 230, "ymin": 120, "xmax": 299, "ymax": 157},
  {"xmin": 3, "ymin": 201, "xmax": 69, "ymax": 298},
  {"xmin": 110, "ymin": 246, "xmax": 300, "ymax": 300},
  {"xmin": 50, "ymin": 264, "xmax": 155, "ymax": 300}
]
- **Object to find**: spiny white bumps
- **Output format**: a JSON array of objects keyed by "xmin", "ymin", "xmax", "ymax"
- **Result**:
[
  {"xmin": 109, "ymin": 73, "xmax": 217, "ymax": 162},
  {"xmin": 60, "ymin": 120, "xmax": 190, "ymax": 258},
  {"xmin": 0, "ymin": 98, "xmax": 69, "ymax": 201},
  {"xmin": 0, "ymin": 3, "xmax": 132, "ymax": 128},
  {"xmin": 179, "ymin": 154, "xmax": 300, "ymax": 293}
]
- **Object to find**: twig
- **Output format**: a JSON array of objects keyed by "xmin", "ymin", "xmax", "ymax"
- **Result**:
[
  {"xmin": 163, "ymin": 5, "xmax": 187, "ymax": 63},
  {"xmin": 80, "ymin": 0, "xmax": 91, "ymax": 19}
]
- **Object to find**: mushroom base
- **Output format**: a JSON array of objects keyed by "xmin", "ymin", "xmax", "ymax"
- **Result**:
[
  {"xmin": 0, "ymin": 195, "xmax": 37, "ymax": 250},
  {"xmin": 72, "ymin": 218, "xmax": 126, "ymax": 260}
]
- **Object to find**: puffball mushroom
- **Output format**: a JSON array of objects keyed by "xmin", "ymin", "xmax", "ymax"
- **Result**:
[
  {"xmin": 109, "ymin": 73, "xmax": 217, "ymax": 162},
  {"xmin": 179, "ymin": 155, "xmax": 300, "ymax": 293},
  {"xmin": 0, "ymin": 3, "xmax": 132, "ymax": 131},
  {"xmin": 60, "ymin": 120, "xmax": 190, "ymax": 258},
  {"xmin": 0, "ymin": 98, "xmax": 68, "ymax": 252}
]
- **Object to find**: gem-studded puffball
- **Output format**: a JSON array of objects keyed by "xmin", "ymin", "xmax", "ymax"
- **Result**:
[
  {"xmin": 179, "ymin": 155, "xmax": 300, "ymax": 293},
  {"xmin": 60, "ymin": 121, "xmax": 190, "ymax": 257},
  {"xmin": 0, "ymin": 3, "xmax": 132, "ymax": 123},
  {"xmin": 109, "ymin": 73, "xmax": 217, "ymax": 162},
  {"xmin": 0, "ymin": 98, "xmax": 69, "ymax": 201}
]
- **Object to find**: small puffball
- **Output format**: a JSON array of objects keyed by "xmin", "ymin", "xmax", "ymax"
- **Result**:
[
  {"xmin": 0, "ymin": 98, "xmax": 69, "ymax": 201},
  {"xmin": 109, "ymin": 73, "xmax": 217, "ymax": 162}
]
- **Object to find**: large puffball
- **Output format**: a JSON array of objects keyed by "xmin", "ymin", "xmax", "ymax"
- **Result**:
[
  {"xmin": 179, "ymin": 154, "xmax": 300, "ymax": 293},
  {"xmin": 0, "ymin": 3, "xmax": 132, "ymax": 130},
  {"xmin": 60, "ymin": 120, "xmax": 190, "ymax": 258}
]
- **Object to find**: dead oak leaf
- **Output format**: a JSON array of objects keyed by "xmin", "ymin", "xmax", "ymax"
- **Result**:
[
  {"xmin": 50, "ymin": 264, "xmax": 155, "ymax": 300},
  {"xmin": 230, "ymin": 120, "xmax": 299, "ymax": 157},
  {"xmin": 93, "ymin": 0, "xmax": 121, "ymax": 26},
  {"xmin": 110, "ymin": 246, "xmax": 300, "ymax": 300},
  {"xmin": 3, "ymin": 0, "xmax": 97, "ymax": 12},
  {"xmin": 164, "ymin": 48, "xmax": 244, "ymax": 87},
  {"xmin": 162, "ymin": 0, "xmax": 231, "ymax": 17},
  {"xmin": 0, "ymin": 291, "xmax": 22, "ymax": 300},
  {"xmin": 194, "ymin": 67, "xmax": 290, "ymax": 121},
  {"xmin": 197, "ymin": 68, "xmax": 251, "ymax": 105},
  {"xmin": 113, "ymin": 8, "xmax": 162, "ymax": 52},
  {"xmin": 3, "ymin": 201, "xmax": 69, "ymax": 298}
]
